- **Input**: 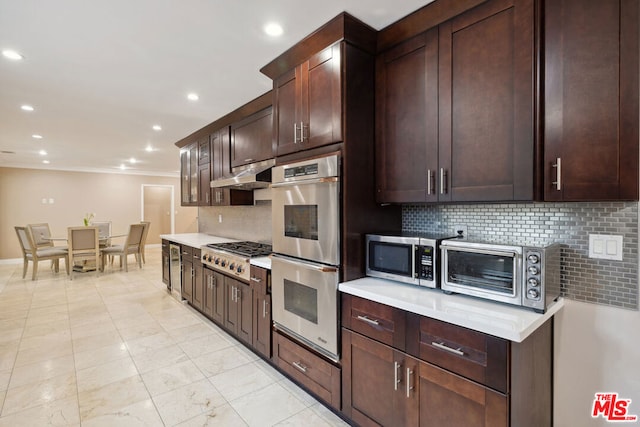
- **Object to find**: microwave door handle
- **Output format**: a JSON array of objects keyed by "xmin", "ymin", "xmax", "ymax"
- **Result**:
[
  {"xmin": 271, "ymin": 176, "xmax": 338, "ymax": 188},
  {"xmin": 272, "ymin": 254, "xmax": 339, "ymax": 273}
]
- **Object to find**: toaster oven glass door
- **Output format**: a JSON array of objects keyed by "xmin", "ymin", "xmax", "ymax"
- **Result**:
[{"xmin": 444, "ymin": 248, "xmax": 518, "ymax": 297}]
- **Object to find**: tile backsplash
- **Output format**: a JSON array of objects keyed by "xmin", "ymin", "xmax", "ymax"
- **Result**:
[
  {"xmin": 403, "ymin": 202, "xmax": 639, "ymax": 310},
  {"xmin": 198, "ymin": 203, "xmax": 272, "ymax": 244}
]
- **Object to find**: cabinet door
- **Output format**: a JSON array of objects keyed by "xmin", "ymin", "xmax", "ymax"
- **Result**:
[
  {"xmin": 198, "ymin": 137, "xmax": 210, "ymax": 166},
  {"xmin": 189, "ymin": 143, "xmax": 199, "ymax": 204},
  {"xmin": 203, "ymin": 268, "xmax": 214, "ymax": 318},
  {"xmin": 419, "ymin": 362, "xmax": 507, "ymax": 427},
  {"xmin": 230, "ymin": 107, "xmax": 273, "ymax": 167},
  {"xmin": 544, "ymin": 0, "xmax": 638, "ymax": 201},
  {"xmin": 376, "ymin": 30, "xmax": 439, "ymax": 203},
  {"xmin": 192, "ymin": 260, "xmax": 204, "ymax": 311},
  {"xmin": 253, "ymin": 292, "xmax": 271, "ymax": 359},
  {"xmin": 439, "ymin": 0, "xmax": 535, "ymax": 202},
  {"xmin": 274, "ymin": 68, "xmax": 300, "ymax": 156},
  {"xmin": 198, "ymin": 163, "xmax": 211, "ymax": 206},
  {"xmin": 162, "ymin": 241, "xmax": 170, "ymax": 286},
  {"xmin": 301, "ymin": 44, "xmax": 342, "ymax": 149},
  {"xmin": 342, "ymin": 329, "xmax": 419, "ymax": 427},
  {"xmin": 237, "ymin": 281, "xmax": 253, "ymax": 345},
  {"xmin": 181, "ymin": 259, "xmax": 193, "ymax": 303},
  {"xmin": 211, "ymin": 271, "xmax": 225, "ymax": 325},
  {"xmin": 180, "ymin": 149, "xmax": 191, "ymax": 205}
]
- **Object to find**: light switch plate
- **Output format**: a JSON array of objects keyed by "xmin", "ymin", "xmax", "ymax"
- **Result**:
[{"xmin": 589, "ymin": 234, "xmax": 623, "ymax": 261}]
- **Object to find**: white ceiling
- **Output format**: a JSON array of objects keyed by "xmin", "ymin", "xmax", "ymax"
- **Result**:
[{"xmin": 0, "ymin": 0, "xmax": 432, "ymax": 177}]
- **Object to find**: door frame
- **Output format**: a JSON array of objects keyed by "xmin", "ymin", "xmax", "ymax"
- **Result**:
[{"xmin": 141, "ymin": 184, "xmax": 175, "ymax": 235}]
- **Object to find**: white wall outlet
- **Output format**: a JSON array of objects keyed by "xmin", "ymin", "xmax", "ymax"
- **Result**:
[
  {"xmin": 452, "ymin": 225, "xmax": 467, "ymax": 237},
  {"xmin": 41, "ymin": 198, "xmax": 47, "ymax": 204},
  {"xmin": 48, "ymin": 198, "xmax": 54, "ymax": 204},
  {"xmin": 589, "ymin": 234, "xmax": 623, "ymax": 261},
  {"xmin": 218, "ymin": 214, "xmax": 223, "ymax": 223}
]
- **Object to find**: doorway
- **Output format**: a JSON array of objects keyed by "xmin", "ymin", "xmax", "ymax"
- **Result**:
[{"xmin": 141, "ymin": 185, "xmax": 174, "ymax": 245}]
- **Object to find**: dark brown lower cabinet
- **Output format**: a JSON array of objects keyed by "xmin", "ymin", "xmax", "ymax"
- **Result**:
[
  {"xmin": 342, "ymin": 329, "xmax": 418, "ymax": 427},
  {"xmin": 419, "ymin": 362, "xmax": 507, "ymax": 427},
  {"xmin": 251, "ymin": 265, "xmax": 271, "ymax": 359},
  {"xmin": 224, "ymin": 277, "xmax": 252, "ymax": 345}
]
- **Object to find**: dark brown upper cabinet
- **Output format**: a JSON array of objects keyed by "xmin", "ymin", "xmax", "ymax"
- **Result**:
[
  {"xmin": 180, "ymin": 142, "xmax": 201, "ymax": 206},
  {"xmin": 230, "ymin": 106, "xmax": 273, "ymax": 168},
  {"xmin": 543, "ymin": 0, "xmax": 639, "ymax": 201},
  {"xmin": 376, "ymin": 0, "xmax": 536, "ymax": 203},
  {"xmin": 272, "ymin": 44, "xmax": 342, "ymax": 157}
]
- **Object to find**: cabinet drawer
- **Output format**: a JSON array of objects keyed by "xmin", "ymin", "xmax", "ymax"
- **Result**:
[
  {"xmin": 180, "ymin": 246, "xmax": 191, "ymax": 257},
  {"xmin": 272, "ymin": 331, "xmax": 340, "ymax": 410},
  {"xmin": 342, "ymin": 294, "xmax": 406, "ymax": 350},
  {"xmin": 249, "ymin": 265, "xmax": 269, "ymax": 294},
  {"xmin": 418, "ymin": 317, "xmax": 508, "ymax": 393},
  {"xmin": 191, "ymin": 248, "xmax": 201, "ymax": 263}
]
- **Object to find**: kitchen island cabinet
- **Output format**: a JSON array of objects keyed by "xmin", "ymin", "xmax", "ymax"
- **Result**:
[
  {"xmin": 376, "ymin": 0, "xmax": 535, "ymax": 203},
  {"xmin": 543, "ymin": 0, "xmax": 638, "ymax": 201}
]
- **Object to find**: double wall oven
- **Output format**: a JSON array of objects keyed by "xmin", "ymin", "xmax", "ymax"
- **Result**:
[{"xmin": 271, "ymin": 154, "xmax": 341, "ymax": 361}]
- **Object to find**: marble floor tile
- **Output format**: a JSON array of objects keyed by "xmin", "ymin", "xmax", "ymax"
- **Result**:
[
  {"xmin": 117, "ymin": 319, "xmax": 165, "ymax": 341},
  {"xmin": 73, "ymin": 341, "xmax": 130, "ymax": 371},
  {"xmin": 72, "ymin": 329, "xmax": 123, "ymax": 354},
  {"xmin": 13, "ymin": 340, "xmax": 73, "ymax": 367},
  {"xmin": 1, "ymin": 372, "xmax": 77, "ymax": 416},
  {"xmin": 152, "ymin": 378, "xmax": 227, "ymax": 426},
  {"xmin": 176, "ymin": 403, "xmax": 249, "ymax": 427},
  {"xmin": 78, "ymin": 375, "xmax": 151, "ymax": 421},
  {"xmin": 230, "ymin": 382, "xmax": 308, "ymax": 427},
  {"xmin": 191, "ymin": 345, "xmax": 254, "ymax": 377},
  {"xmin": 80, "ymin": 398, "xmax": 163, "ymax": 427},
  {"xmin": 124, "ymin": 331, "xmax": 176, "ymax": 356},
  {"xmin": 8, "ymin": 354, "xmax": 75, "ymax": 389},
  {"xmin": 141, "ymin": 359, "xmax": 205, "ymax": 396},
  {"xmin": 178, "ymin": 332, "xmax": 235, "ymax": 359},
  {"xmin": 76, "ymin": 357, "xmax": 139, "ymax": 394},
  {"xmin": 0, "ymin": 395, "xmax": 80, "ymax": 427},
  {"xmin": 18, "ymin": 330, "xmax": 72, "ymax": 352},
  {"xmin": 131, "ymin": 343, "xmax": 190, "ymax": 375},
  {"xmin": 21, "ymin": 318, "xmax": 70, "ymax": 339},
  {"xmin": 209, "ymin": 360, "xmax": 277, "ymax": 402}
]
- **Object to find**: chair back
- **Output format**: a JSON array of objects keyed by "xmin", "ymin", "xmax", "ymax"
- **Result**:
[
  {"xmin": 93, "ymin": 221, "xmax": 112, "ymax": 246},
  {"xmin": 140, "ymin": 221, "xmax": 150, "ymax": 245},
  {"xmin": 28, "ymin": 223, "xmax": 54, "ymax": 248},
  {"xmin": 15, "ymin": 226, "xmax": 34, "ymax": 256},
  {"xmin": 68, "ymin": 227, "xmax": 99, "ymax": 258},
  {"xmin": 125, "ymin": 223, "xmax": 146, "ymax": 250}
]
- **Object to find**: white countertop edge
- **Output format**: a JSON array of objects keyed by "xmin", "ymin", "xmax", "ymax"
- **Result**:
[
  {"xmin": 160, "ymin": 233, "xmax": 239, "ymax": 247},
  {"xmin": 250, "ymin": 257, "xmax": 271, "ymax": 270},
  {"xmin": 339, "ymin": 277, "xmax": 564, "ymax": 343}
]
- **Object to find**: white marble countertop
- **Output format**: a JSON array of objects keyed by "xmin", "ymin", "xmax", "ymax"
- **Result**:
[
  {"xmin": 250, "ymin": 257, "xmax": 271, "ymax": 270},
  {"xmin": 339, "ymin": 277, "xmax": 564, "ymax": 343},
  {"xmin": 159, "ymin": 233, "xmax": 238, "ymax": 247}
]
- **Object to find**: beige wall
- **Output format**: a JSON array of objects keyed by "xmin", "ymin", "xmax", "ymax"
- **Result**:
[{"xmin": 0, "ymin": 167, "xmax": 198, "ymax": 259}]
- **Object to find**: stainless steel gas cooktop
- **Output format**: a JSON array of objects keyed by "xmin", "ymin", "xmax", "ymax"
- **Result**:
[{"xmin": 201, "ymin": 241, "xmax": 272, "ymax": 282}]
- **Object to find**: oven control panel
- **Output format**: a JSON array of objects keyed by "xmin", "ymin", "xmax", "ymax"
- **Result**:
[{"xmin": 201, "ymin": 250, "xmax": 250, "ymax": 282}]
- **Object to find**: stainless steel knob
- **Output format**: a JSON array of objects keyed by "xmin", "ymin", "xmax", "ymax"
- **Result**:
[
  {"xmin": 528, "ymin": 266, "xmax": 539, "ymax": 275},
  {"xmin": 527, "ymin": 289, "xmax": 540, "ymax": 299},
  {"xmin": 527, "ymin": 254, "xmax": 540, "ymax": 264},
  {"xmin": 528, "ymin": 278, "xmax": 539, "ymax": 287}
]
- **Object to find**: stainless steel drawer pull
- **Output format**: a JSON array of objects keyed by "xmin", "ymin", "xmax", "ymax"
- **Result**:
[
  {"xmin": 292, "ymin": 361, "xmax": 307, "ymax": 373},
  {"xmin": 262, "ymin": 300, "xmax": 267, "ymax": 318},
  {"xmin": 406, "ymin": 368, "xmax": 414, "ymax": 398},
  {"xmin": 293, "ymin": 123, "xmax": 299, "ymax": 143},
  {"xmin": 250, "ymin": 277, "xmax": 262, "ymax": 283},
  {"xmin": 552, "ymin": 157, "xmax": 562, "ymax": 191},
  {"xmin": 432, "ymin": 341, "xmax": 465, "ymax": 356},
  {"xmin": 356, "ymin": 315, "xmax": 380, "ymax": 327}
]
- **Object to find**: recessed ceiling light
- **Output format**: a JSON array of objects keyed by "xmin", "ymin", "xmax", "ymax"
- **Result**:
[
  {"xmin": 2, "ymin": 49, "xmax": 24, "ymax": 60},
  {"xmin": 32, "ymin": 134, "xmax": 43, "ymax": 139},
  {"xmin": 42, "ymin": 160, "xmax": 50, "ymax": 164},
  {"xmin": 130, "ymin": 157, "xmax": 137, "ymax": 164},
  {"xmin": 152, "ymin": 125, "xmax": 162, "ymax": 131},
  {"xmin": 264, "ymin": 22, "xmax": 284, "ymax": 37},
  {"xmin": 145, "ymin": 145, "xmax": 153, "ymax": 152},
  {"xmin": 21, "ymin": 105, "xmax": 34, "ymax": 112},
  {"xmin": 39, "ymin": 150, "xmax": 47, "ymax": 156},
  {"xmin": 187, "ymin": 93, "xmax": 199, "ymax": 101}
]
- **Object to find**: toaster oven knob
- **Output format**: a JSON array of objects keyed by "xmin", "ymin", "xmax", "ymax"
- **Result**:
[
  {"xmin": 528, "ymin": 266, "xmax": 539, "ymax": 275},
  {"xmin": 528, "ymin": 278, "xmax": 539, "ymax": 287},
  {"xmin": 527, "ymin": 289, "xmax": 540, "ymax": 299},
  {"xmin": 527, "ymin": 254, "xmax": 540, "ymax": 264}
]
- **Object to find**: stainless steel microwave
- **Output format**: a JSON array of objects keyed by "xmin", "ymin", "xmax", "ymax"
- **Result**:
[
  {"xmin": 366, "ymin": 233, "xmax": 457, "ymax": 288},
  {"xmin": 440, "ymin": 239, "xmax": 561, "ymax": 313}
]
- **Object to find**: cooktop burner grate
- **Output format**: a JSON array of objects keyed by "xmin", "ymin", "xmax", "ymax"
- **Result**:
[{"xmin": 205, "ymin": 241, "xmax": 272, "ymax": 258}]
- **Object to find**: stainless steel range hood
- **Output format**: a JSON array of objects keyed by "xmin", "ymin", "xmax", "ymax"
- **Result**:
[{"xmin": 210, "ymin": 158, "xmax": 275, "ymax": 190}]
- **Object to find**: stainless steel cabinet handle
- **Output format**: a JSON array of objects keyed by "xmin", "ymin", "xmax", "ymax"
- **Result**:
[
  {"xmin": 356, "ymin": 315, "xmax": 380, "ymax": 327},
  {"xmin": 394, "ymin": 361, "xmax": 401, "ymax": 391},
  {"xmin": 301, "ymin": 122, "xmax": 307, "ymax": 142},
  {"xmin": 427, "ymin": 169, "xmax": 433, "ymax": 195},
  {"xmin": 406, "ymin": 368, "xmax": 414, "ymax": 398},
  {"xmin": 262, "ymin": 300, "xmax": 267, "ymax": 318},
  {"xmin": 552, "ymin": 157, "xmax": 562, "ymax": 191},
  {"xmin": 250, "ymin": 277, "xmax": 262, "ymax": 283},
  {"xmin": 292, "ymin": 361, "xmax": 307, "ymax": 373},
  {"xmin": 440, "ymin": 168, "xmax": 448, "ymax": 194},
  {"xmin": 293, "ymin": 123, "xmax": 299, "ymax": 144},
  {"xmin": 432, "ymin": 341, "xmax": 465, "ymax": 356}
]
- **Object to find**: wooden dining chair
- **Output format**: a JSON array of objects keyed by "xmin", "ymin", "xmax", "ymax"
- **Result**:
[
  {"xmin": 100, "ymin": 223, "xmax": 146, "ymax": 272},
  {"xmin": 27, "ymin": 223, "xmax": 67, "ymax": 250},
  {"xmin": 139, "ymin": 221, "xmax": 151, "ymax": 264},
  {"xmin": 15, "ymin": 226, "xmax": 69, "ymax": 280},
  {"xmin": 67, "ymin": 226, "xmax": 100, "ymax": 280}
]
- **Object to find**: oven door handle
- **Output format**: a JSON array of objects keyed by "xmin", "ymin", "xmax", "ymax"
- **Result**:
[
  {"xmin": 271, "ymin": 176, "xmax": 338, "ymax": 188},
  {"xmin": 272, "ymin": 254, "xmax": 338, "ymax": 273}
]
